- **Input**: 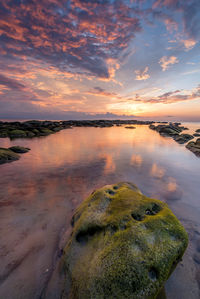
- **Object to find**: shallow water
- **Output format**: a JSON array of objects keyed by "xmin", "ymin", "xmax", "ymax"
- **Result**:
[{"xmin": 0, "ymin": 123, "xmax": 200, "ymax": 298}]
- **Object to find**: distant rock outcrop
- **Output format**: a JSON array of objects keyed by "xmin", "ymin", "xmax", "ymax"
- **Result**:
[
  {"xmin": 61, "ymin": 182, "xmax": 188, "ymax": 299},
  {"xmin": 0, "ymin": 120, "xmax": 154, "ymax": 140}
]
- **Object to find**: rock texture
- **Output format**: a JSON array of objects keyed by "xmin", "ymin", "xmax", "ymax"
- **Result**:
[
  {"xmin": 173, "ymin": 134, "xmax": 194, "ymax": 144},
  {"xmin": 0, "ymin": 146, "xmax": 30, "ymax": 164},
  {"xmin": 149, "ymin": 123, "xmax": 189, "ymax": 140},
  {"xmin": 0, "ymin": 148, "xmax": 20, "ymax": 164},
  {"xmin": 62, "ymin": 182, "xmax": 188, "ymax": 299},
  {"xmin": 186, "ymin": 138, "xmax": 200, "ymax": 156},
  {"xmin": 9, "ymin": 146, "xmax": 30, "ymax": 153}
]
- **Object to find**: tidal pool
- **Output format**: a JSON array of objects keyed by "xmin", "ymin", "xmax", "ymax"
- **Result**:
[{"xmin": 0, "ymin": 123, "xmax": 200, "ymax": 298}]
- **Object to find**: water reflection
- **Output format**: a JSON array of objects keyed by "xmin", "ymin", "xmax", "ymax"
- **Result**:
[
  {"xmin": 150, "ymin": 163, "xmax": 165, "ymax": 179},
  {"xmin": 130, "ymin": 154, "xmax": 143, "ymax": 167},
  {"xmin": 0, "ymin": 124, "xmax": 200, "ymax": 298}
]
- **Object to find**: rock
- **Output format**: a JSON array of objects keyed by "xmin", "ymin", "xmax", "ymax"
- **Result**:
[
  {"xmin": 186, "ymin": 138, "xmax": 200, "ymax": 156},
  {"xmin": 9, "ymin": 129, "xmax": 27, "ymax": 138},
  {"xmin": 0, "ymin": 130, "xmax": 8, "ymax": 137},
  {"xmin": 62, "ymin": 182, "xmax": 188, "ymax": 299},
  {"xmin": 150, "ymin": 124, "xmax": 181, "ymax": 136},
  {"xmin": 0, "ymin": 120, "xmax": 154, "ymax": 139},
  {"xmin": 173, "ymin": 134, "xmax": 194, "ymax": 144},
  {"xmin": 26, "ymin": 131, "xmax": 35, "ymax": 137},
  {"xmin": 32, "ymin": 129, "xmax": 40, "ymax": 135},
  {"xmin": 193, "ymin": 133, "xmax": 200, "ymax": 137},
  {"xmin": 0, "ymin": 148, "xmax": 20, "ymax": 164},
  {"xmin": 9, "ymin": 146, "xmax": 30, "ymax": 154},
  {"xmin": 38, "ymin": 128, "xmax": 53, "ymax": 136},
  {"xmin": 149, "ymin": 124, "xmax": 156, "ymax": 130},
  {"xmin": 125, "ymin": 126, "xmax": 136, "ymax": 129},
  {"xmin": 195, "ymin": 129, "xmax": 200, "ymax": 133}
]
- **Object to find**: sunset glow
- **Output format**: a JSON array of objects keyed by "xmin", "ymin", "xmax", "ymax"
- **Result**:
[{"xmin": 0, "ymin": 0, "xmax": 200, "ymax": 121}]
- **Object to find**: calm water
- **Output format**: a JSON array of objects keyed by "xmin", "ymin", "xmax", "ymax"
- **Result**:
[{"xmin": 0, "ymin": 124, "xmax": 200, "ymax": 299}]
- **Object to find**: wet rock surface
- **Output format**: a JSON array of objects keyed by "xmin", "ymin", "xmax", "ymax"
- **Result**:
[
  {"xmin": 0, "ymin": 146, "xmax": 30, "ymax": 164},
  {"xmin": 186, "ymin": 138, "xmax": 200, "ymax": 156},
  {"xmin": 149, "ymin": 123, "xmax": 188, "ymax": 138},
  {"xmin": 0, "ymin": 120, "xmax": 153, "ymax": 139},
  {"xmin": 148, "ymin": 123, "xmax": 200, "ymax": 155},
  {"xmin": 61, "ymin": 182, "xmax": 188, "ymax": 299},
  {"xmin": 8, "ymin": 146, "xmax": 30, "ymax": 153},
  {"xmin": 0, "ymin": 148, "xmax": 20, "ymax": 164},
  {"xmin": 173, "ymin": 134, "xmax": 194, "ymax": 144}
]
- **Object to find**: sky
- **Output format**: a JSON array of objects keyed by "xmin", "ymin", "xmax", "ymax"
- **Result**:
[{"xmin": 0, "ymin": 0, "xmax": 200, "ymax": 121}]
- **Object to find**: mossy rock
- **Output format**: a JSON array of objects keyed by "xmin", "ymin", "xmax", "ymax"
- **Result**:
[
  {"xmin": 52, "ymin": 126, "xmax": 62, "ymax": 132},
  {"xmin": 9, "ymin": 146, "xmax": 30, "ymax": 154},
  {"xmin": 0, "ymin": 148, "xmax": 20, "ymax": 164},
  {"xmin": 9, "ymin": 129, "xmax": 27, "ymax": 138},
  {"xmin": 26, "ymin": 131, "xmax": 35, "ymax": 137},
  {"xmin": 38, "ymin": 128, "xmax": 54, "ymax": 136},
  {"xmin": 32, "ymin": 129, "xmax": 40, "ymax": 135},
  {"xmin": 62, "ymin": 182, "xmax": 188, "ymax": 299},
  {"xmin": 0, "ymin": 130, "xmax": 8, "ymax": 138}
]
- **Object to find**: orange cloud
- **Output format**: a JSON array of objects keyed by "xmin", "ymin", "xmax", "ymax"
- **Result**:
[
  {"xmin": 135, "ymin": 67, "xmax": 150, "ymax": 81},
  {"xmin": 181, "ymin": 39, "xmax": 197, "ymax": 50},
  {"xmin": 159, "ymin": 56, "xmax": 179, "ymax": 71}
]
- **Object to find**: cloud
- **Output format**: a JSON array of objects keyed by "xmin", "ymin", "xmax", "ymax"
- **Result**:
[
  {"xmin": 0, "ymin": 74, "xmax": 26, "ymax": 91},
  {"xmin": 124, "ymin": 84, "xmax": 200, "ymax": 104},
  {"xmin": 135, "ymin": 67, "xmax": 150, "ymax": 81},
  {"xmin": 153, "ymin": 0, "xmax": 200, "ymax": 41},
  {"xmin": 86, "ymin": 86, "xmax": 120, "ymax": 98},
  {"xmin": 159, "ymin": 56, "xmax": 179, "ymax": 71},
  {"xmin": 0, "ymin": 0, "xmax": 142, "ymax": 79},
  {"xmin": 181, "ymin": 39, "xmax": 197, "ymax": 50}
]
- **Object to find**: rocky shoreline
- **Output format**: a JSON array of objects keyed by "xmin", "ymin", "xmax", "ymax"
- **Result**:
[
  {"xmin": 149, "ymin": 123, "xmax": 200, "ymax": 157},
  {"xmin": 1, "ymin": 120, "xmax": 200, "ymax": 160},
  {"xmin": 0, "ymin": 120, "xmax": 153, "ymax": 139}
]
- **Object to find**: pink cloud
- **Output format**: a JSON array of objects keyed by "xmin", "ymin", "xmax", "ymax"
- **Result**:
[
  {"xmin": 159, "ymin": 56, "xmax": 179, "ymax": 71},
  {"xmin": 135, "ymin": 67, "xmax": 150, "ymax": 81}
]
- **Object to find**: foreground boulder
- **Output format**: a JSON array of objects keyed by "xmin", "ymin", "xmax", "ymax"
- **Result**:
[
  {"xmin": 0, "ymin": 148, "xmax": 20, "ymax": 164},
  {"xmin": 62, "ymin": 182, "xmax": 188, "ymax": 299},
  {"xmin": 186, "ymin": 138, "xmax": 200, "ymax": 156}
]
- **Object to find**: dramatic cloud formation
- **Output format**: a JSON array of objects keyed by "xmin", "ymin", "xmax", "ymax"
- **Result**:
[{"xmin": 0, "ymin": 0, "xmax": 200, "ymax": 120}]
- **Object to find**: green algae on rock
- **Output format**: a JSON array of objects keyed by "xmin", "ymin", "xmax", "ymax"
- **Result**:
[
  {"xmin": 9, "ymin": 129, "xmax": 27, "ymax": 138},
  {"xmin": 0, "ymin": 148, "xmax": 20, "ymax": 164},
  {"xmin": 62, "ymin": 182, "xmax": 188, "ymax": 299}
]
